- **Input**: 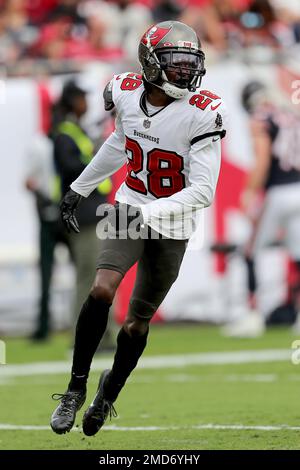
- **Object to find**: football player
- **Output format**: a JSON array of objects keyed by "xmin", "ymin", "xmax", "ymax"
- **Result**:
[
  {"xmin": 50, "ymin": 20, "xmax": 227, "ymax": 436},
  {"xmin": 223, "ymin": 81, "xmax": 300, "ymax": 337}
]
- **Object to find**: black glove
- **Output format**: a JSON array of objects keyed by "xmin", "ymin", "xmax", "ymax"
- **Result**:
[{"xmin": 60, "ymin": 188, "xmax": 82, "ymax": 233}]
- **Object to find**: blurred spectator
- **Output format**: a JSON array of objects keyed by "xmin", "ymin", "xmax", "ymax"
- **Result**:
[
  {"xmin": 25, "ymin": 0, "xmax": 58, "ymax": 25},
  {"xmin": 31, "ymin": 18, "xmax": 73, "ymax": 60},
  {"xmin": 0, "ymin": 10, "xmax": 20, "ymax": 64},
  {"xmin": 180, "ymin": 0, "xmax": 299, "ymax": 51},
  {"xmin": 25, "ymin": 128, "xmax": 70, "ymax": 341},
  {"xmin": 2, "ymin": 0, "xmax": 300, "ymax": 70},
  {"xmin": 63, "ymin": 14, "xmax": 124, "ymax": 61},
  {"xmin": 179, "ymin": 0, "xmax": 245, "ymax": 51},
  {"xmin": 270, "ymin": 0, "xmax": 300, "ymax": 44},
  {"xmin": 47, "ymin": 0, "xmax": 85, "ymax": 24},
  {"xmin": 31, "ymin": 10, "xmax": 123, "ymax": 62},
  {"xmin": 0, "ymin": 0, "xmax": 38, "ymax": 64},
  {"xmin": 80, "ymin": 0, "xmax": 153, "ymax": 62},
  {"xmin": 152, "ymin": 0, "xmax": 183, "ymax": 22},
  {"xmin": 53, "ymin": 80, "xmax": 116, "ymax": 350},
  {"xmin": 223, "ymin": 81, "xmax": 300, "ymax": 337},
  {"xmin": 239, "ymin": 0, "xmax": 286, "ymax": 49},
  {"xmin": 4, "ymin": 0, "xmax": 29, "ymax": 30},
  {"xmin": 271, "ymin": 0, "xmax": 300, "ymax": 20}
]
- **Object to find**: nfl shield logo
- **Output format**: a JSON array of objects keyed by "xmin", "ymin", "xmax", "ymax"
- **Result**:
[
  {"xmin": 143, "ymin": 119, "xmax": 151, "ymax": 129},
  {"xmin": 215, "ymin": 113, "xmax": 223, "ymax": 129}
]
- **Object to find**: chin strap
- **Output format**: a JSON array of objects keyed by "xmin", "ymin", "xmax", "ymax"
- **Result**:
[
  {"xmin": 161, "ymin": 82, "xmax": 189, "ymax": 99},
  {"xmin": 143, "ymin": 70, "xmax": 189, "ymax": 100},
  {"xmin": 160, "ymin": 69, "xmax": 189, "ymax": 99},
  {"xmin": 150, "ymin": 79, "xmax": 189, "ymax": 99}
]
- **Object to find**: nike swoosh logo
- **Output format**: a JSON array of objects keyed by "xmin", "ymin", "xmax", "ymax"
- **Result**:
[
  {"xmin": 211, "ymin": 103, "xmax": 221, "ymax": 111},
  {"xmin": 212, "ymin": 137, "xmax": 220, "ymax": 142}
]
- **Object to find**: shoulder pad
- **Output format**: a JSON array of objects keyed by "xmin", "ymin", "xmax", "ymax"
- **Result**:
[{"xmin": 103, "ymin": 80, "xmax": 114, "ymax": 111}]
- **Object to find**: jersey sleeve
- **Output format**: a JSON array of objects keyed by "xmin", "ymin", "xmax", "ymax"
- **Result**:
[
  {"xmin": 140, "ymin": 139, "xmax": 222, "ymax": 225},
  {"xmin": 101, "ymin": 74, "xmax": 124, "ymax": 114},
  {"xmin": 108, "ymin": 72, "xmax": 143, "ymax": 114},
  {"xmin": 188, "ymin": 97, "xmax": 227, "ymax": 148},
  {"xmin": 103, "ymin": 80, "xmax": 114, "ymax": 111},
  {"xmin": 70, "ymin": 115, "xmax": 126, "ymax": 197},
  {"xmin": 140, "ymin": 98, "xmax": 227, "ymax": 226}
]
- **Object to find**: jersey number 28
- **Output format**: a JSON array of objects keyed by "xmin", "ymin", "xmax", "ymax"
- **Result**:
[{"xmin": 125, "ymin": 136, "xmax": 185, "ymax": 198}]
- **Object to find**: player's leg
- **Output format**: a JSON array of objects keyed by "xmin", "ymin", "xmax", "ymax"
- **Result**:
[
  {"xmin": 82, "ymin": 236, "xmax": 187, "ymax": 436},
  {"xmin": 70, "ymin": 226, "xmax": 115, "ymax": 349},
  {"xmin": 50, "ymin": 236, "xmax": 144, "ymax": 434},
  {"xmin": 68, "ymin": 269, "xmax": 122, "ymax": 389},
  {"xmin": 224, "ymin": 188, "xmax": 281, "ymax": 337},
  {"xmin": 244, "ymin": 255, "xmax": 257, "ymax": 309},
  {"xmin": 107, "ymin": 237, "xmax": 187, "ymax": 397}
]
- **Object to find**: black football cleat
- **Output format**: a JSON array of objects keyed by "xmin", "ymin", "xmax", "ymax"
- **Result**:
[
  {"xmin": 50, "ymin": 389, "xmax": 86, "ymax": 434},
  {"xmin": 82, "ymin": 369, "xmax": 117, "ymax": 436}
]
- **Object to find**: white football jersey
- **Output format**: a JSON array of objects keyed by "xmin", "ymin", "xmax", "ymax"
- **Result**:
[{"xmin": 71, "ymin": 72, "xmax": 227, "ymax": 239}]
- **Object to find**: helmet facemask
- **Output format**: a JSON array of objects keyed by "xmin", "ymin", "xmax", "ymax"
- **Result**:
[
  {"xmin": 141, "ymin": 47, "xmax": 206, "ymax": 99},
  {"xmin": 139, "ymin": 48, "xmax": 206, "ymax": 99},
  {"xmin": 156, "ymin": 49, "xmax": 206, "ymax": 96},
  {"xmin": 139, "ymin": 21, "xmax": 206, "ymax": 99}
]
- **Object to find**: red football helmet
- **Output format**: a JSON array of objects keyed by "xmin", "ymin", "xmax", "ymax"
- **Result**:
[{"xmin": 139, "ymin": 21, "xmax": 206, "ymax": 99}]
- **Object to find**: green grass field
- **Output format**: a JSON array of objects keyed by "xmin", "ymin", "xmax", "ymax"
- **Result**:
[{"xmin": 1, "ymin": 324, "xmax": 300, "ymax": 450}]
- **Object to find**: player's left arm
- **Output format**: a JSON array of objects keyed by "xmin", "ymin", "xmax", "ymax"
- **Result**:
[
  {"xmin": 140, "ymin": 103, "xmax": 227, "ymax": 224},
  {"xmin": 140, "ymin": 138, "xmax": 222, "ymax": 223}
]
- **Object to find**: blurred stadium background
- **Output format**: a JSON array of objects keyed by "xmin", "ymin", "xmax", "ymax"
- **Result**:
[{"xmin": 1, "ymin": 0, "xmax": 300, "ymax": 450}]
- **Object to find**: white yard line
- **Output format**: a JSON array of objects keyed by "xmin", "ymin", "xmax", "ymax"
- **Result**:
[
  {"xmin": 0, "ymin": 349, "xmax": 291, "ymax": 378},
  {"xmin": 132, "ymin": 373, "xmax": 279, "ymax": 383},
  {"xmin": 1, "ymin": 423, "xmax": 300, "ymax": 432}
]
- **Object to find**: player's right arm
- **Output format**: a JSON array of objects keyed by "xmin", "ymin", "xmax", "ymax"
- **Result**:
[
  {"xmin": 140, "ymin": 98, "xmax": 227, "ymax": 226},
  {"xmin": 61, "ymin": 77, "xmax": 127, "ymax": 233},
  {"xmin": 70, "ymin": 115, "xmax": 126, "ymax": 198},
  {"xmin": 61, "ymin": 118, "xmax": 126, "ymax": 233},
  {"xmin": 70, "ymin": 72, "xmax": 143, "ymax": 199}
]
